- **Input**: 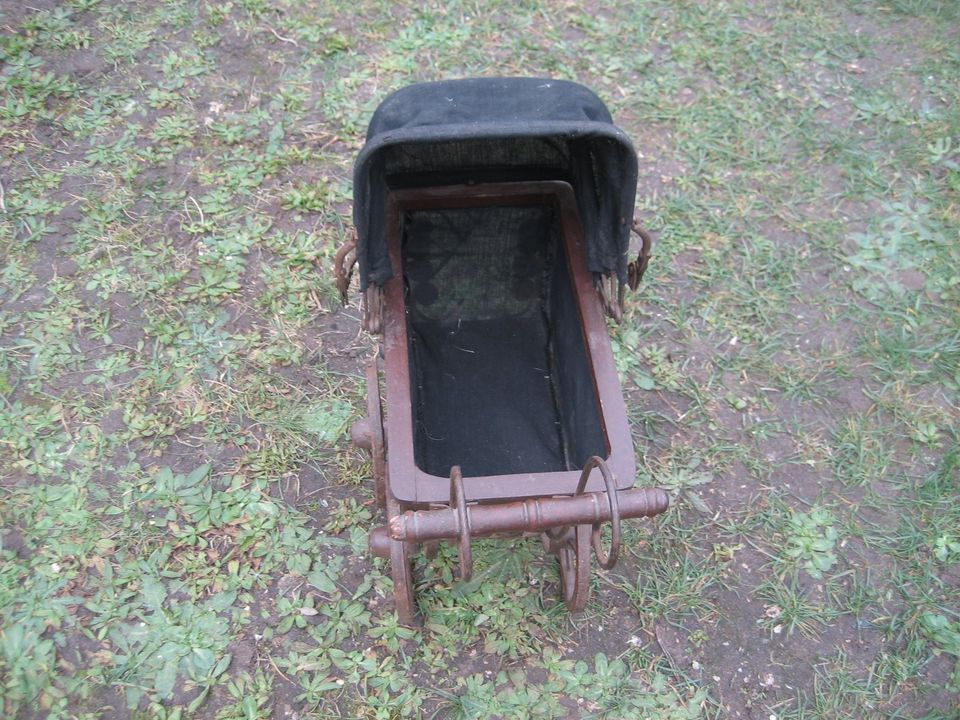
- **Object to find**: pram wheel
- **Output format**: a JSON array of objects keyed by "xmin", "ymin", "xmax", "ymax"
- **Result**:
[
  {"xmin": 364, "ymin": 359, "xmax": 387, "ymax": 510},
  {"xmin": 386, "ymin": 495, "xmax": 418, "ymax": 624},
  {"xmin": 349, "ymin": 360, "xmax": 386, "ymax": 509}
]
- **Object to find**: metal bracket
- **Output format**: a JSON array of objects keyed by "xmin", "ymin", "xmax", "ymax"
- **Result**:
[
  {"xmin": 628, "ymin": 220, "xmax": 653, "ymax": 290},
  {"xmin": 334, "ymin": 233, "xmax": 358, "ymax": 304},
  {"xmin": 576, "ymin": 456, "xmax": 621, "ymax": 570},
  {"xmin": 334, "ymin": 232, "xmax": 383, "ymax": 335},
  {"xmin": 449, "ymin": 467, "xmax": 473, "ymax": 582}
]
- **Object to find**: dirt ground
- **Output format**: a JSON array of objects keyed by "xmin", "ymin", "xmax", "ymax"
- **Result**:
[{"xmin": 1, "ymin": 0, "xmax": 958, "ymax": 718}]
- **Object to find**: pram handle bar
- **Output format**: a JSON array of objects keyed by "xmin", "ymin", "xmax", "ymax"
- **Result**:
[{"xmin": 380, "ymin": 484, "xmax": 668, "ymax": 545}]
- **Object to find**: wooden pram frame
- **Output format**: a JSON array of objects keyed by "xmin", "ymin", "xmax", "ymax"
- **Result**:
[{"xmin": 352, "ymin": 181, "xmax": 669, "ymax": 622}]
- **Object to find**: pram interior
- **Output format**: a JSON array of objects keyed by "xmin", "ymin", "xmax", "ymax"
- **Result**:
[
  {"xmin": 382, "ymin": 181, "xmax": 634, "ymax": 504},
  {"xmin": 404, "ymin": 203, "xmax": 605, "ymax": 478}
]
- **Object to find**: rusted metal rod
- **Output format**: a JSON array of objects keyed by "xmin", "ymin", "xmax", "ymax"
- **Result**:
[{"xmin": 386, "ymin": 487, "xmax": 669, "ymax": 543}]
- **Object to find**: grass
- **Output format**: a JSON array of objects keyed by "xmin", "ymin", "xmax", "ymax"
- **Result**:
[{"xmin": 1, "ymin": 0, "xmax": 958, "ymax": 718}]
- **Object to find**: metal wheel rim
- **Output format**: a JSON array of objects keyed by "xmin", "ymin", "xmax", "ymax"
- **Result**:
[
  {"xmin": 557, "ymin": 524, "xmax": 591, "ymax": 612},
  {"xmin": 386, "ymin": 496, "xmax": 416, "ymax": 623}
]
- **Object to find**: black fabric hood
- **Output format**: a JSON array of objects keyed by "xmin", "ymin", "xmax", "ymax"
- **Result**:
[{"xmin": 352, "ymin": 77, "xmax": 638, "ymax": 289}]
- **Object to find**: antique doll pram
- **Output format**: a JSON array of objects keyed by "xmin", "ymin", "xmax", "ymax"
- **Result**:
[{"xmin": 337, "ymin": 78, "xmax": 669, "ymax": 622}]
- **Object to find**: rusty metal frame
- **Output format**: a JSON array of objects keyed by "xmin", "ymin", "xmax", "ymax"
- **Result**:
[{"xmin": 380, "ymin": 180, "xmax": 636, "ymax": 505}]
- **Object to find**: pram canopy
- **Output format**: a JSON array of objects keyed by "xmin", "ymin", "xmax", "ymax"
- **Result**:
[{"xmin": 353, "ymin": 77, "xmax": 638, "ymax": 289}]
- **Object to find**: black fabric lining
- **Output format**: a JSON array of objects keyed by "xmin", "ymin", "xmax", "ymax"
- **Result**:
[
  {"xmin": 402, "ymin": 204, "xmax": 604, "ymax": 478},
  {"xmin": 538, "ymin": 222, "xmax": 571, "ymax": 471}
]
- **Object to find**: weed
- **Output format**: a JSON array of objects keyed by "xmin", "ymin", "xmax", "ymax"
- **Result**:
[
  {"xmin": 781, "ymin": 508, "xmax": 841, "ymax": 580},
  {"xmin": 281, "ymin": 181, "xmax": 333, "ymax": 212},
  {"xmin": 757, "ymin": 576, "xmax": 840, "ymax": 638},
  {"xmin": 920, "ymin": 613, "xmax": 960, "ymax": 691},
  {"xmin": 619, "ymin": 519, "xmax": 723, "ymax": 624},
  {"xmin": 217, "ymin": 669, "xmax": 274, "ymax": 720},
  {"xmin": 832, "ymin": 416, "xmax": 892, "ymax": 487}
]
